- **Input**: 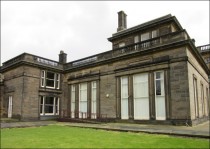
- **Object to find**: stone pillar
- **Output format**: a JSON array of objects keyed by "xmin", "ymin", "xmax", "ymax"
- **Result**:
[
  {"xmin": 116, "ymin": 77, "xmax": 121, "ymax": 118},
  {"xmin": 149, "ymin": 72, "xmax": 155, "ymax": 120},
  {"xmin": 87, "ymin": 82, "xmax": 91, "ymax": 119},
  {"xmin": 128, "ymin": 75, "xmax": 134, "ymax": 119}
]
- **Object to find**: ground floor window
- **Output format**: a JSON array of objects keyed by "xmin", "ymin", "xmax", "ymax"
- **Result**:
[
  {"xmin": 133, "ymin": 73, "xmax": 149, "ymax": 120},
  {"xmin": 121, "ymin": 76, "xmax": 129, "ymax": 119},
  {"xmin": 40, "ymin": 96, "xmax": 59, "ymax": 115},
  {"xmin": 91, "ymin": 81, "xmax": 97, "ymax": 119},
  {"xmin": 155, "ymin": 71, "xmax": 166, "ymax": 120},
  {"xmin": 79, "ymin": 83, "xmax": 88, "ymax": 118},
  {"xmin": 8, "ymin": 96, "xmax": 13, "ymax": 118},
  {"xmin": 119, "ymin": 71, "xmax": 166, "ymax": 120},
  {"xmin": 70, "ymin": 80, "xmax": 98, "ymax": 119},
  {"xmin": 71, "ymin": 85, "xmax": 76, "ymax": 118}
]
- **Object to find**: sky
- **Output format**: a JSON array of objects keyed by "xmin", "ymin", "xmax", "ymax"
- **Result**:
[{"xmin": 1, "ymin": 1, "xmax": 209, "ymax": 65}]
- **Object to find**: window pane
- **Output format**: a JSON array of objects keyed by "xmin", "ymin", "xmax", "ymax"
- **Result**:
[
  {"xmin": 141, "ymin": 32, "xmax": 150, "ymax": 41},
  {"xmin": 40, "ymin": 105, "xmax": 43, "ymax": 113},
  {"xmin": 40, "ymin": 97, "xmax": 43, "ymax": 104},
  {"xmin": 45, "ymin": 106, "xmax": 54, "ymax": 113},
  {"xmin": 47, "ymin": 72, "xmax": 55, "ymax": 79},
  {"xmin": 134, "ymin": 36, "xmax": 139, "ymax": 43},
  {"xmin": 46, "ymin": 79, "xmax": 55, "ymax": 87},
  {"xmin": 152, "ymin": 30, "xmax": 157, "ymax": 38},
  {"xmin": 156, "ymin": 80, "xmax": 161, "ymax": 95},
  {"xmin": 119, "ymin": 42, "xmax": 125, "ymax": 48},
  {"xmin": 45, "ymin": 97, "xmax": 54, "ymax": 104},
  {"xmin": 156, "ymin": 72, "xmax": 161, "ymax": 79}
]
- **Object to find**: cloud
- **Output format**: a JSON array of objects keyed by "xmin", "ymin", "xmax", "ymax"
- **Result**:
[{"xmin": 1, "ymin": 1, "xmax": 209, "ymax": 65}]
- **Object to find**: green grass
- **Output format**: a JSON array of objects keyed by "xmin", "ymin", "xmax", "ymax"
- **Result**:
[{"xmin": 1, "ymin": 125, "xmax": 209, "ymax": 148}]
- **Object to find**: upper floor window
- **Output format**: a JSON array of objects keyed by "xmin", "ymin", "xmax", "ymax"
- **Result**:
[
  {"xmin": 41, "ymin": 70, "xmax": 60, "ymax": 89},
  {"xmin": 206, "ymin": 57, "xmax": 210, "ymax": 63},
  {"xmin": 134, "ymin": 36, "xmax": 139, "ymax": 50},
  {"xmin": 119, "ymin": 42, "xmax": 125, "ymax": 48},
  {"xmin": 141, "ymin": 32, "xmax": 150, "ymax": 41},
  {"xmin": 152, "ymin": 30, "xmax": 157, "ymax": 38}
]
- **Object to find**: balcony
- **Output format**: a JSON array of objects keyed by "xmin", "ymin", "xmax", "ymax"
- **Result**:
[
  {"xmin": 2, "ymin": 53, "xmax": 63, "ymax": 70},
  {"xmin": 197, "ymin": 44, "xmax": 210, "ymax": 53},
  {"xmin": 65, "ymin": 30, "xmax": 190, "ymax": 70}
]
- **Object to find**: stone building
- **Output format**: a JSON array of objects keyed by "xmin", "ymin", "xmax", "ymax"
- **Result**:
[{"xmin": 0, "ymin": 11, "xmax": 209, "ymax": 125}]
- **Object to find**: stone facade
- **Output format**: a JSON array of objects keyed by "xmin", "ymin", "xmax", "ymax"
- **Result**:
[{"xmin": 0, "ymin": 12, "xmax": 209, "ymax": 125}]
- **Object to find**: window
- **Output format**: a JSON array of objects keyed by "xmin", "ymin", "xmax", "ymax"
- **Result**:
[
  {"xmin": 119, "ymin": 42, "xmax": 125, "ymax": 48},
  {"xmin": 41, "ymin": 71, "xmax": 45, "ymax": 87},
  {"xmin": 41, "ymin": 70, "xmax": 60, "ymax": 89},
  {"xmin": 133, "ymin": 73, "xmax": 149, "ymax": 120},
  {"xmin": 206, "ymin": 87, "xmax": 209, "ymax": 115},
  {"xmin": 141, "ymin": 32, "xmax": 150, "ymax": 41},
  {"xmin": 193, "ymin": 77, "xmax": 199, "ymax": 118},
  {"xmin": 206, "ymin": 58, "xmax": 210, "ymax": 63},
  {"xmin": 91, "ymin": 81, "xmax": 97, "ymax": 119},
  {"xmin": 152, "ymin": 30, "xmax": 157, "ymax": 38},
  {"xmin": 121, "ymin": 76, "xmax": 129, "ymax": 119},
  {"xmin": 40, "ymin": 96, "xmax": 59, "ymax": 115},
  {"xmin": 71, "ymin": 85, "xmax": 76, "ymax": 118},
  {"xmin": 155, "ymin": 71, "xmax": 166, "ymax": 120},
  {"xmin": 79, "ymin": 83, "xmax": 88, "ymax": 118},
  {"xmin": 201, "ymin": 83, "xmax": 205, "ymax": 116},
  {"xmin": 141, "ymin": 32, "xmax": 150, "ymax": 48},
  {"xmin": 8, "ymin": 96, "xmax": 13, "ymax": 118},
  {"xmin": 134, "ymin": 36, "xmax": 139, "ymax": 50}
]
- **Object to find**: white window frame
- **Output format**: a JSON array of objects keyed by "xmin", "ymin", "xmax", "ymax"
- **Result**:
[
  {"xmin": 56, "ymin": 74, "xmax": 60, "ymax": 89},
  {"xmin": 41, "ymin": 70, "xmax": 45, "ymax": 87},
  {"xmin": 46, "ymin": 71, "xmax": 56, "ymax": 89},
  {"xmin": 8, "ymin": 96, "xmax": 13, "ymax": 118},
  {"xmin": 152, "ymin": 30, "xmax": 157, "ymax": 38},
  {"xmin": 154, "ymin": 71, "xmax": 166, "ymax": 120},
  {"xmin": 40, "ymin": 70, "xmax": 60, "ymax": 89},
  {"xmin": 71, "ymin": 85, "xmax": 76, "ymax": 118},
  {"xmin": 91, "ymin": 81, "xmax": 97, "ymax": 119},
  {"xmin": 121, "ymin": 76, "xmax": 129, "ymax": 119},
  {"xmin": 134, "ymin": 36, "xmax": 139, "ymax": 50},
  {"xmin": 40, "ymin": 96, "xmax": 59, "ymax": 116},
  {"xmin": 79, "ymin": 83, "xmax": 88, "ymax": 118}
]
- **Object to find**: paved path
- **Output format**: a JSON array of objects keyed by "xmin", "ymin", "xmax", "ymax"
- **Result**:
[{"xmin": 1, "ymin": 120, "xmax": 209, "ymax": 138}]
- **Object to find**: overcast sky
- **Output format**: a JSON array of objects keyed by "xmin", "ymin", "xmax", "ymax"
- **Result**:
[{"xmin": 1, "ymin": 1, "xmax": 209, "ymax": 65}]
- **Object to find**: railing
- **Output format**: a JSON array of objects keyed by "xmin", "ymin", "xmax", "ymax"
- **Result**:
[
  {"xmin": 2, "ymin": 54, "xmax": 24, "ymax": 67},
  {"xmin": 2, "ymin": 53, "xmax": 62, "ymax": 69},
  {"xmin": 197, "ymin": 44, "xmax": 210, "ymax": 52},
  {"xmin": 65, "ymin": 30, "xmax": 189, "ymax": 70},
  {"xmin": 59, "ymin": 110, "xmax": 107, "ymax": 119}
]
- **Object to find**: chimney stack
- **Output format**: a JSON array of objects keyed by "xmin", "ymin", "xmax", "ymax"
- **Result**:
[
  {"xmin": 117, "ymin": 11, "xmax": 127, "ymax": 32},
  {"xmin": 59, "ymin": 50, "xmax": 67, "ymax": 64}
]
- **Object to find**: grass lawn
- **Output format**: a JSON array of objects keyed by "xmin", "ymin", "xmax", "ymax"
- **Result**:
[{"xmin": 1, "ymin": 124, "xmax": 209, "ymax": 148}]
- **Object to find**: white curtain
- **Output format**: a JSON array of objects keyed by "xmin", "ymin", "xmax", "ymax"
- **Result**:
[
  {"xmin": 91, "ymin": 81, "xmax": 97, "ymax": 119},
  {"xmin": 79, "ymin": 83, "xmax": 87, "ymax": 118},
  {"xmin": 8, "ymin": 96, "xmax": 13, "ymax": 118},
  {"xmin": 133, "ymin": 73, "xmax": 149, "ymax": 120},
  {"xmin": 71, "ymin": 85, "xmax": 75, "ymax": 118},
  {"xmin": 121, "ymin": 77, "xmax": 129, "ymax": 119}
]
